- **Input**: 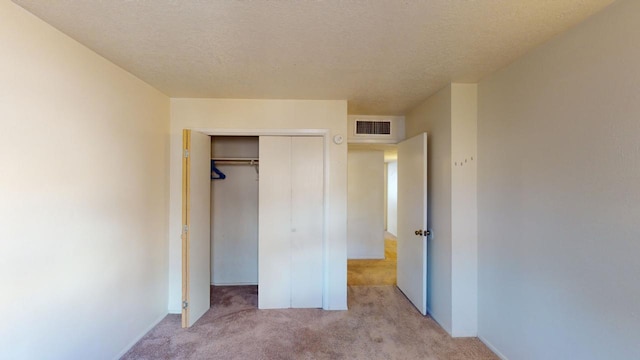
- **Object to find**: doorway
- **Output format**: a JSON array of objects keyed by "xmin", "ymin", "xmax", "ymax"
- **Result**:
[
  {"xmin": 210, "ymin": 136, "xmax": 260, "ymax": 320},
  {"xmin": 345, "ymin": 134, "xmax": 429, "ymax": 316},
  {"xmin": 346, "ymin": 143, "xmax": 398, "ymax": 286}
]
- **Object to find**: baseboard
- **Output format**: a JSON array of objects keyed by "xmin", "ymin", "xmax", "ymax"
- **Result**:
[
  {"xmin": 168, "ymin": 307, "xmax": 182, "ymax": 314},
  {"xmin": 451, "ymin": 329, "xmax": 478, "ymax": 338},
  {"xmin": 478, "ymin": 335, "xmax": 509, "ymax": 360},
  {"xmin": 426, "ymin": 306, "xmax": 453, "ymax": 336},
  {"xmin": 211, "ymin": 281, "xmax": 258, "ymax": 286},
  {"xmin": 113, "ymin": 312, "xmax": 167, "ymax": 360},
  {"xmin": 324, "ymin": 304, "xmax": 348, "ymax": 311}
]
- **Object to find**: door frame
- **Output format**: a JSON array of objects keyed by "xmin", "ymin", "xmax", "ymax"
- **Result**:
[
  {"xmin": 181, "ymin": 130, "xmax": 191, "ymax": 327},
  {"xmin": 181, "ymin": 128, "xmax": 331, "ymax": 324}
]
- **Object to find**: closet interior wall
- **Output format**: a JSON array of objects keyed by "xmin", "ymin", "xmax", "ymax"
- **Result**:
[{"xmin": 210, "ymin": 136, "xmax": 259, "ymax": 286}]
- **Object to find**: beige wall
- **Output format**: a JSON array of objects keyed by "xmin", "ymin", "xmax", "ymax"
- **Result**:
[
  {"xmin": 406, "ymin": 85, "xmax": 453, "ymax": 333},
  {"xmin": 347, "ymin": 149, "xmax": 385, "ymax": 259},
  {"xmin": 477, "ymin": 0, "xmax": 640, "ymax": 358},
  {"xmin": 169, "ymin": 99, "xmax": 348, "ymax": 312},
  {"xmin": 0, "ymin": 2, "xmax": 170, "ymax": 359}
]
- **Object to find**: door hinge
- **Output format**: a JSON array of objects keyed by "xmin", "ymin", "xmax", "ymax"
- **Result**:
[
  {"xmin": 183, "ymin": 224, "xmax": 189, "ymax": 235},
  {"xmin": 182, "ymin": 300, "xmax": 189, "ymax": 309},
  {"xmin": 414, "ymin": 229, "xmax": 432, "ymax": 237},
  {"xmin": 184, "ymin": 149, "xmax": 189, "ymax": 158}
]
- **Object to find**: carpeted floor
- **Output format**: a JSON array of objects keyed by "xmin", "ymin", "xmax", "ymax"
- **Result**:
[
  {"xmin": 347, "ymin": 232, "xmax": 397, "ymax": 286},
  {"xmin": 122, "ymin": 286, "xmax": 497, "ymax": 360}
]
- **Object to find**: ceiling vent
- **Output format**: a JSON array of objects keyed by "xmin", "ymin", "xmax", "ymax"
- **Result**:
[
  {"xmin": 348, "ymin": 116, "xmax": 404, "ymax": 144},
  {"xmin": 355, "ymin": 120, "xmax": 392, "ymax": 136}
]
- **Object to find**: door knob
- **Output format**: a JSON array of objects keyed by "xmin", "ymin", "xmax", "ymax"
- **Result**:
[{"xmin": 415, "ymin": 229, "xmax": 423, "ymax": 236}]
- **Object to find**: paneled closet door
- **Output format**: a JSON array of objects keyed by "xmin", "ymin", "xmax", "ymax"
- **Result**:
[
  {"xmin": 258, "ymin": 136, "xmax": 324, "ymax": 309},
  {"xmin": 258, "ymin": 136, "xmax": 292, "ymax": 309},
  {"xmin": 290, "ymin": 137, "xmax": 324, "ymax": 308}
]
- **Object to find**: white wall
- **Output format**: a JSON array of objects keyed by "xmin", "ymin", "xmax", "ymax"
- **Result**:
[
  {"xmin": 0, "ymin": 2, "xmax": 170, "ymax": 359},
  {"xmin": 386, "ymin": 161, "xmax": 398, "ymax": 236},
  {"xmin": 384, "ymin": 163, "xmax": 388, "ymax": 229},
  {"xmin": 477, "ymin": 0, "xmax": 639, "ymax": 359},
  {"xmin": 347, "ymin": 149, "xmax": 385, "ymax": 259},
  {"xmin": 406, "ymin": 85, "xmax": 453, "ymax": 333},
  {"xmin": 405, "ymin": 84, "xmax": 478, "ymax": 337},
  {"xmin": 450, "ymin": 84, "xmax": 478, "ymax": 337},
  {"xmin": 211, "ymin": 137, "xmax": 259, "ymax": 285},
  {"xmin": 169, "ymin": 99, "xmax": 348, "ymax": 312}
]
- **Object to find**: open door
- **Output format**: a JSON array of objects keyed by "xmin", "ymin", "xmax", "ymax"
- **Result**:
[
  {"xmin": 182, "ymin": 129, "xmax": 211, "ymax": 327},
  {"xmin": 397, "ymin": 132, "xmax": 428, "ymax": 315}
]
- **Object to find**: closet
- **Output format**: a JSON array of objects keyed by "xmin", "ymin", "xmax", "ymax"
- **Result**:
[
  {"xmin": 186, "ymin": 133, "xmax": 324, "ymax": 323},
  {"xmin": 210, "ymin": 137, "xmax": 260, "ymax": 286}
]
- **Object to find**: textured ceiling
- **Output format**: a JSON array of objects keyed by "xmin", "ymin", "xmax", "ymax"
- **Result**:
[{"xmin": 13, "ymin": 0, "xmax": 614, "ymax": 115}]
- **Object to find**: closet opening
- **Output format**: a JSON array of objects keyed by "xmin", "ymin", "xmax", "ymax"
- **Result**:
[
  {"xmin": 182, "ymin": 129, "xmax": 328, "ymax": 327},
  {"xmin": 210, "ymin": 136, "xmax": 259, "ymax": 309}
]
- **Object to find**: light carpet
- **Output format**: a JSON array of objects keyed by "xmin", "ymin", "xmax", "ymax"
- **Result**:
[{"xmin": 122, "ymin": 286, "xmax": 497, "ymax": 360}]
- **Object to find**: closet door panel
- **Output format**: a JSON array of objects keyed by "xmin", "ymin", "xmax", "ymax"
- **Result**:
[
  {"xmin": 291, "ymin": 137, "xmax": 324, "ymax": 308},
  {"xmin": 258, "ymin": 136, "xmax": 292, "ymax": 309},
  {"xmin": 182, "ymin": 130, "xmax": 211, "ymax": 327}
]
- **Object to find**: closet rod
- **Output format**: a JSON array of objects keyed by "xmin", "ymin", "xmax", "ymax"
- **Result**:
[
  {"xmin": 213, "ymin": 161, "xmax": 259, "ymax": 165},
  {"xmin": 211, "ymin": 158, "xmax": 259, "ymax": 165}
]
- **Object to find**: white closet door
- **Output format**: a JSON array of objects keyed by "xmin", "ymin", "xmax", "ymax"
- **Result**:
[
  {"xmin": 258, "ymin": 136, "xmax": 292, "ymax": 309},
  {"xmin": 291, "ymin": 137, "xmax": 324, "ymax": 308},
  {"xmin": 258, "ymin": 136, "xmax": 324, "ymax": 309},
  {"xmin": 182, "ymin": 130, "xmax": 211, "ymax": 327}
]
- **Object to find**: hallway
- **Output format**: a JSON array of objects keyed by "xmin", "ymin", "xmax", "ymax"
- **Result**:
[{"xmin": 347, "ymin": 232, "xmax": 397, "ymax": 286}]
